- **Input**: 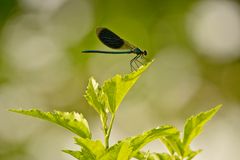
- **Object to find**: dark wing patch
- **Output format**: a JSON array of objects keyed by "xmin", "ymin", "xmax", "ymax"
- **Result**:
[{"xmin": 97, "ymin": 28, "xmax": 124, "ymax": 49}]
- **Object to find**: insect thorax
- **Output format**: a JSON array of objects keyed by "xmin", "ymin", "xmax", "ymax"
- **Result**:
[{"xmin": 132, "ymin": 48, "xmax": 143, "ymax": 54}]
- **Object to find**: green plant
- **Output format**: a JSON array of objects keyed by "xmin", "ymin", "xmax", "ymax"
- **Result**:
[{"xmin": 10, "ymin": 61, "xmax": 221, "ymax": 160}]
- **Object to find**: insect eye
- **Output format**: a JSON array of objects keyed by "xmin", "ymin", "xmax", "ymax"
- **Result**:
[{"xmin": 144, "ymin": 51, "xmax": 147, "ymax": 55}]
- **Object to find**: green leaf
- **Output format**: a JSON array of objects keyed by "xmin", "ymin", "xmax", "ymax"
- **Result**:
[
  {"xmin": 84, "ymin": 77, "xmax": 108, "ymax": 115},
  {"xmin": 116, "ymin": 142, "xmax": 132, "ymax": 160},
  {"xmin": 128, "ymin": 125, "xmax": 179, "ymax": 157},
  {"xmin": 9, "ymin": 109, "xmax": 91, "ymax": 138},
  {"xmin": 134, "ymin": 151, "xmax": 148, "ymax": 160},
  {"xmin": 134, "ymin": 151, "xmax": 146, "ymax": 160},
  {"xmin": 183, "ymin": 105, "xmax": 222, "ymax": 155},
  {"xmin": 74, "ymin": 137, "xmax": 105, "ymax": 159},
  {"xmin": 99, "ymin": 141, "xmax": 132, "ymax": 160},
  {"xmin": 160, "ymin": 130, "xmax": 183, "ymax": 156},
  {"xmin": 185, "ymin": 149, "xmax": 202, "ymax": 160},
  {"xmin": 63, "ymin": 148, "xmax": 103, "ymax": 160},
  {"xmin": 135, "ymin": 151, "xmax": 172, "ymax": 160},
  {"xmin": 152, "ymin": 153, "xmax": 172, "ymax": 160},
  {"xmin": 84, "ymin": 77, "xmax": 108, "ymax": 132},
  {"xmin": 63, "ymin": 150, "xmax": 92, "ymax": 160},
  {"xmin": 103, "ymin": 61, "xmax": 153, "ymax": 114},
  {"xmin": 134, "ymin": 128, "xmax": 202, "ymax": 159}
]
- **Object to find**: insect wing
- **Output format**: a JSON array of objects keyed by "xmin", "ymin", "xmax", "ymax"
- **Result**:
[{"xmin": 96, "ymin": 27, "xmax": 136, "ymax": 50}]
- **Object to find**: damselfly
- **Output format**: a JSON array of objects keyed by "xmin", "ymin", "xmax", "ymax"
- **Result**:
[{"xmin": 82, "ymin": 27, "xmax": 147, "ymax": 71}]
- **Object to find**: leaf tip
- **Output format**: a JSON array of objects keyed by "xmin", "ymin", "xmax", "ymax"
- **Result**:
[
  {"xmin": 8, "ymin": 108, "xmax": 22, "ymax": 113},
  {"xmin": 214, "ymin": 104, "xmax": 222, "ymax": 110}
]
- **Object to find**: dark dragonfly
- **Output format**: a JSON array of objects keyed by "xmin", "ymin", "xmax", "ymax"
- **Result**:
[{"xmin": 82, "ymin": 27, "xmax": 147, "ymax": 71}]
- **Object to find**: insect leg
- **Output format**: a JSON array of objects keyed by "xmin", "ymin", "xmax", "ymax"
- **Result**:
[
  {"xmin": 134, "ymin": 56, "xmax": 140, "ymax": 68},
  {"xmin": 130, "ymin": 55, "xmax": 137, "ymax": 71},
  {"xmin": 135, "ymin": 55, "xmax": 144, "ymax": 65},
  {"xmin": 130, "ymin": 55, "xmax": 140, "ymax": 71}
]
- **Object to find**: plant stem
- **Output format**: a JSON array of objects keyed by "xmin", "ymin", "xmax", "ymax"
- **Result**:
[{"xmin": 105, "ymin": 114, "xmax": 115, "ymax": 149}]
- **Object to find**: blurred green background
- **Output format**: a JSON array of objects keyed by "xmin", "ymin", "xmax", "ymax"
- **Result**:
[{"xmin": 1, "ymin": 0, "xmax": 240, "ymax": 159}]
